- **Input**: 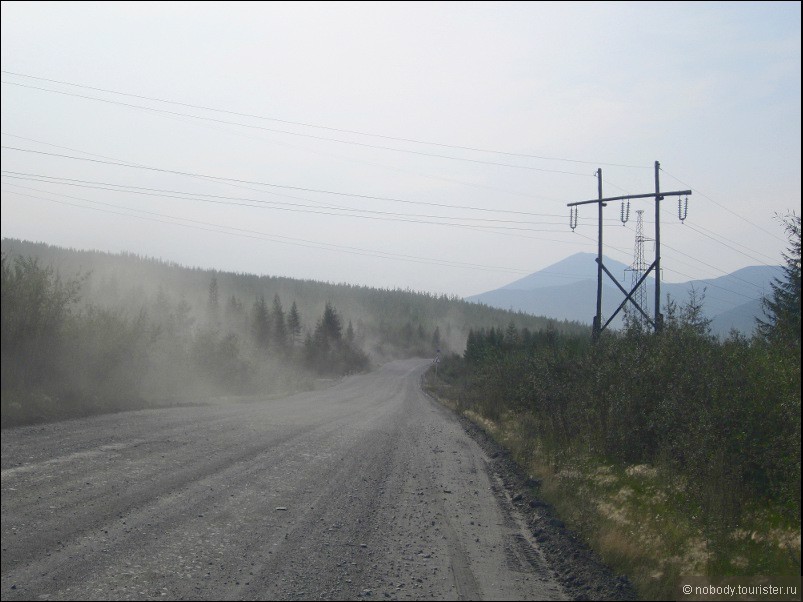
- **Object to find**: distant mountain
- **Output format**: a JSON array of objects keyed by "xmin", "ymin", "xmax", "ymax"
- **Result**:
[
  {"xmin": 499, "ymin": 253, "xmax": 633, "ymax": 291},
  {"xmin": 710, "ymin": 298, "xmax": 765, "ymax": 337},
  {"xmin": 467, "ymin": 253, "xmax": 782, "ymax": 337}
]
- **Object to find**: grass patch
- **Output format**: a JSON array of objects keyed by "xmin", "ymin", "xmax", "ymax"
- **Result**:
[{"xmin": 424, "ymin": 368, "xmax": 801, "ymax": 600}]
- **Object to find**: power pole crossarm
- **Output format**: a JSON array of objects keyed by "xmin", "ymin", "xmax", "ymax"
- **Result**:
[{"xmin": 567, "ymin": 189, "xmax": 692, "ymax": 207}]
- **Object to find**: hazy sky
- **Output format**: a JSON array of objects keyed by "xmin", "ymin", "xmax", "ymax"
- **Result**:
[{"xmin": 1, "ymin": 1, "xmax": 800, "ymax": 298}]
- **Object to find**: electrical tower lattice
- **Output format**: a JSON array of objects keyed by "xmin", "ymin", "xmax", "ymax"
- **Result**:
[{"xmin": 626, "ymin": 210, "xmax": 652, "ymax": 326}]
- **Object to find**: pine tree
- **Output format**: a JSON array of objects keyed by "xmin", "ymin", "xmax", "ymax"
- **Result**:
[
  {"xmin": 252, "ymin": 295, "xmax": 271, "ymax": 350},
  {"xmin": 303, "ymin": 330, "xmax": 316, "ymax": 366},
  {"xmin": 272, "ymin": 294, "xmax": 287, "ymax": 348},
  {"xmin": 402, "ymin": 321, "xmax": 414, "ymax": 347},
  {"xmin": 432, "ymin": 325, "xmax": 441, "ymax": 351},
  {"xmin": 465, "ymin": 329, "xmax": 480, "ymax": 363},
  {"xmin": 758, "ymin": 212, "xmax": 801, "ymax": 351},
  {"xmin": 207, "ymin": 275, "xmax": 220, "ymax": 327},
  {"xmin": 505, "ymin": 321, "xmax": 519, "ymax": 346},
  {"xmin": 287, "ymin": 301, "xmax": 302, "ymax": 346},
  {"xmin": 224, "ymin": 294, "xmax": 244, "ymax": 333},
  {"xmin": 320, "ymin": 302, "xmax": 342, "ymax": 343}
]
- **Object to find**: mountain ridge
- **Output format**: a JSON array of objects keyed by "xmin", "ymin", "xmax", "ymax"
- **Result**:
[{"xmin": 468, "ymin": 253, "xmax": 782, "ymax": 337}]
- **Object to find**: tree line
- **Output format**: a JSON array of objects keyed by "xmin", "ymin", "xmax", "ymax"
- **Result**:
[
  {"xmin": 0, "ymin": 258, "xmax": 374, "ymax": 426},
  {"xmin": 1, "ymin": 237, "xmax": 572, "ymax": 426}
]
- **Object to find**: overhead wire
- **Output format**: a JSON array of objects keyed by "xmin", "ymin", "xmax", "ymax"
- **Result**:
[
  {"xmin": 0, "ymin": 169, "xmax": 626, "ymax": 229},
  {"xmin": 605, "ymin": 173, "xmax": 785, "ymax": 264},
  {"xmin": 660, "ymin": 266, "xmax": 763, "ymax": 303},
  {"xmin": 613, "ymin": 212, "xmax": 774, "ymax": 299},
  {"xmin": 1, "ymin": 130, "xmax": 577, "ymax": 215},
  {"xmin": 1, "ymin": 145, "xmax": 586, "ymax": 219},
  {"xmin": 2, "ymin": 70, "xmax": 652, "ymax": 169},
  {"xmin": 662, "ymin": 209, "xmax": 780, "ymax": 266},
  {"xmin": 601, "ymin": 175, "xmax": 781, "ymax": 292},
  {"xmin": 3, "ymin": 73, "xmax": 788, "ymax": 254},
  {"xmin": 1, "ymin": 173, "xmax": 577, "ymax": 233},
  {"xmin": 1, "ymin": 75, "xmax": 784, "ymax": 300},
  {"xmin": 2, "ymin": 145, "xmax": 622, "ymax": 231},
  {"xmin": 659, "ymin": 166, "xmax": 788, "ymax": 244},
  {"xmin": 595, "ymin": 199, "xmax": 779, "ymax": 267},
  {"xmin": 567, "ymin": 202, "xmax": 771, "ymax": 301},
  {"xmin": 1, "ymin": 184, "xmax": 590, "ymax": 275},
  {"xmin": 2, "ymin": 80, "xmax": 595, "ymax": 177},
  {"xmin": 677, "ymin": 221, "xmax": 780, "ymax": 264},
  {"xmin": 1, "ymin": 179, "xmax": 769, "ymax": 304}
]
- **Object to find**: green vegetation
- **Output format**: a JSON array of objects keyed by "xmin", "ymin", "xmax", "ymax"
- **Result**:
[
  {"xmin": 425, "ymin": 213, "xmax": 801, "ymax": 598},
  {"xmin": 758, "ymin": 213, "xmax": 801, "ymax": 353},
  {"xmin": 1, "ymin": 238, "xmax": 578, "ymax": 427}
]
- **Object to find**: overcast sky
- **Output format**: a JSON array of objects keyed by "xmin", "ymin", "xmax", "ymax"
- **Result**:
[{"xmin": 1, "ymin": 1, "xmax": 800, "ymax": 298}]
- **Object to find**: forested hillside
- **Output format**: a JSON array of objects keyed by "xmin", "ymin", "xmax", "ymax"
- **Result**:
[{"xmin": 1, "ymin": 238, "xmax": 582, "ymax": 426}]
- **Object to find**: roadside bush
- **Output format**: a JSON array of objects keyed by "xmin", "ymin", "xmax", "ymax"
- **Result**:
[
  {"xmin": 1, "ymin": 254, "xmax": 80, "ymax": 390},
  {"xmin": 449, "ymin": 291, "xmax": 800, "ymax": 524}
]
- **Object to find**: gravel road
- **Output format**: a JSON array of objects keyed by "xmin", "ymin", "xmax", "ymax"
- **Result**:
[{"xmin": 2, "ymin": 359, "xmax": 628, "ymax": 601}]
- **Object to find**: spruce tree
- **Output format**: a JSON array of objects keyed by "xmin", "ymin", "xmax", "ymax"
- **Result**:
[
  {"xmin": 287, "ymin": 301, "xmax": 302, "ymax": 346},
  {"xmin": 272, "ymin": 294, "xmax": 287, "ymax": 348},
  {"xmin": 758, "ymin": 212, "xmax": 801, "ymax": 351},
  {"xmin": 321, "ymin": 302, "xmax": 342, "ymax": 343},
  {"xmin": 432, "ymin": 325, "xmax": 441, "ymax": 350},
  {"xmin": 252, "ymin": 295, "xmax": 271, "ymax": 350},
  {"xmin": 207, "ymin": 275, "xmax": 220, "ymax": 327}
]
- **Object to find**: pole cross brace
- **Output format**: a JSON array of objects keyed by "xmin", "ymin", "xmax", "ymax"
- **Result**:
[{"xmin": 598, "ymin": 259, "xmax": 657, "ymax": 332}]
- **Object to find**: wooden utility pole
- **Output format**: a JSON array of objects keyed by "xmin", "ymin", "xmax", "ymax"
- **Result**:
[
  {"xmin": 595, "ymin": 168, "xmax": 603, "ymax": 338},
  {"xmin": 568, "ymin": 161, "xmax": 690, "ymax": 336},
  {"xmin": 654, "ymin": 161, "xmax": 663, "ymax": 331}
]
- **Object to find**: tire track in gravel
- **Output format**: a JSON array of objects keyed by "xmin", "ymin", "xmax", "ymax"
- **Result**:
[{"xmin": 2, "ymin": 359, "xmax": 570, "ymax": 601}]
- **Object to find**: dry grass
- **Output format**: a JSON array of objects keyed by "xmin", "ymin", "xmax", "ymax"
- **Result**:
[{"xmin": 446, "ymin": 407, "xmax": 800, "ymax": 600}]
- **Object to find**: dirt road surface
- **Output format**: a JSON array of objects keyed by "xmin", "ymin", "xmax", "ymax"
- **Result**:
[{"xmin": 2, "ymin": 359, "xmax": 626, "ymax": 601}]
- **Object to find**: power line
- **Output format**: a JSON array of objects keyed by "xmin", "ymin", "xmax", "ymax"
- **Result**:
[
  {"xmin": 1, "ymin": 145, "xmax": 590, "ymax": 218},
  {"xmin": 613, "ymin": 218, "xmax": 774, "ymax": 298},
  {"xmin": 659, "ymin": 167, "xmax": 787, "ymax": 244},
  {"xmin": 0, "ymin": 170, "xmax": 581, "ymax": 225},
  {"xmin": 601, "ymin": 225, "xmax": 764, "ymax": 302},
  {"xmin": 573, "ymin": 193, "xmax": 781, "ymax": 265},
  {"xmin": 0, "ymin": 173, "xmax": 575, "ymax": 233},
  {"xmin": 555, "ymin": 216, "xmax": 769, "ymax": 303},
  {"xmin": 2, "ymin": 80, "xmax": 596, "ymax": 177},
  {"xmin": 607, "ymin": 173, "xmax": 784, "ymax": 264},
  {"xmin": 1, "ymin": 70, "xmax": 651, "ymax": 169},
  {"xmin": 1, "ymin": 109, "xmax": 780, "ymax": 313},
  {"xmin": 1, "ymin": 145, "xmax": 618, "ymax": 230},
  {"xmin": 661, "ymin": 240, "xmax": 774, "ymax": 296},
  {"xmin": 566, "ymin": 208, "xmax": 767, "ymax": 290},
  {"xmin": 599, "ymin": 175, "xmax": 781, "ymax": 290},
  {"xmin": 1, "ymin": 132, "xmax": 158, "ymax": 169},
  {"xmin": 661, "ymin": 266, "xmax": 762, "ymax": 303},
  {"xmin": 2, "ymin": 183, "xmax": 768, "ymax": 304},
  {"xmin": 2, "ymin": 130, "xmax": 577, "ymax": 212},
  {"xmin": 2, "ymin": 74, "xmax": 789, "ymax": 293},
  {"xmin": 1, "ymin": 185, "xmax": 579, "ymax": 276},
  {"xmin": 665, "ymin": 213, "xmax": 780, "ymax": 266}
]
